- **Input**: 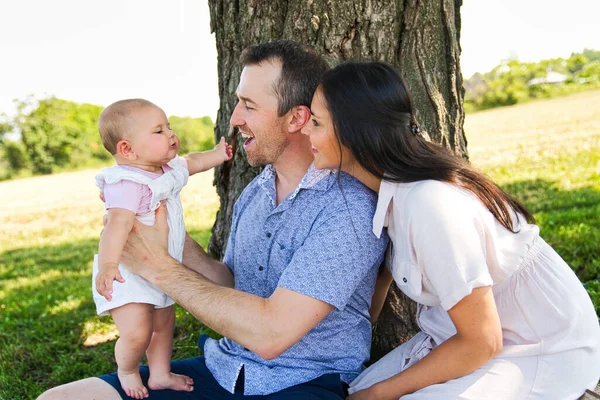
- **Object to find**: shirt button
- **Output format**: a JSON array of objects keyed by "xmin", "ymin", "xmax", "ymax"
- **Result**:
[
  {"xmin": 258, "ymin": 266, "xmax": 264, "ymax": 271},
  {"xmin": 266, "ymin": 232, "xmax": 272, "ymax": 238},
  {"xmin": 402, "ymin": 277, "xmax": 407, "ymax": 283}
]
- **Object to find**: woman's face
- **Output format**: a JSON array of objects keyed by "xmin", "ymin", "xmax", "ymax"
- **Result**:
[{"xmin": 302, "ymin": 87, "xmax": 353, "ymax": 170}]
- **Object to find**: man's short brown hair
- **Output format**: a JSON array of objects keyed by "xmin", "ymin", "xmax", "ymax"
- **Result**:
[{"xmin": 240, "ymin": 40, "xmax": 329, "ymax": 116}]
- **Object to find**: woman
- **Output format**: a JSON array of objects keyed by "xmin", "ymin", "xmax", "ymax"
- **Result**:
[{"xmin": 301, "ymin": 61, "xmax": 600, "ymax": 399}]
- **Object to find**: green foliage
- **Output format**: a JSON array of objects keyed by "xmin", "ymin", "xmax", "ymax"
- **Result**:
[
  {"xmin": 0, "ymin": 121, "xmax": 11, "ymax": 139},
  {"xmin": 169, "ymin": 115, "xmax": 215, "ymax": 154},
  {"xmin": 4, "ymin": 97, "xmax": 215, "ymax": 179},
  {"xmin": 3, "ymin": 141, "xmax": 29, "ymax": 171},
  {"xmin": 14, "ymin": 97, "xmax": 105, "ymax": 174},
  {"xmin": 566, "ymin": 53, "xmax": 589, "ymax": 74},
  {"xmin": 585, "ymin": 280, "xmax": 600, "ymax": 318},
  {"xmin": 580, "ymin": 61, "xmax": 600, "ymax": 82},
  {"xmin": 465, "ymin": 49, "xmax": 600, "ymax": 111},
  {"xmin": 581, "ymin": 48, "xmax": 600, "ymax": 63}
]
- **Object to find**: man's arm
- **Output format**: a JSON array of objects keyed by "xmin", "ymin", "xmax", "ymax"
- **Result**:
[
  {"xmin": 156, "ymin": 262, "xmax": 333, "ymax": 360},
  {"xmin": 182, "ymin": 233, "xmax": 234, "ymax": 288},
  {"xmin": 119, "ymin": 205, "xmax": 334, "ymax": 360}
]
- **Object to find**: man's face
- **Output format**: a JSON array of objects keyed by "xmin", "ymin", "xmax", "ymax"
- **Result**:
[{"xmin": 230, "ymin": 61, "xmax": 289, "ymax": 167}]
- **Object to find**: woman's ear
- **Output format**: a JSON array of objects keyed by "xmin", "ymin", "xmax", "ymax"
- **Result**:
[
  {"xmin": 116, "ymin": 140, "xmax": 136, "ymax": 160},
  {"xmin": 288, "ymin": 105, "xmax": 311, "ymax": 133}
]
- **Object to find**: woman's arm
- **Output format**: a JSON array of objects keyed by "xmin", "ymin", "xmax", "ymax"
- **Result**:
[
  {"xmin": 349, "ymin": 286, "xmax": 503, "ymax": 400},
  {"xmin": 96, "ymin": 208, "xmax": 135, "ymax": 300},
  {"xmin": 369, "ymin": 266, "xmax": 394, "ymax": 324}
]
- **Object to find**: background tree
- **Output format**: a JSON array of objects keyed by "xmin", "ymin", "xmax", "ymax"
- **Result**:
[
  {"xmin": 0, "ymin": 120, "xmax": 27, "ymax": 178},
  {"xmin": 5, "ymin": 97, "xmax": 216, "ymax": 178},
  {"xmin": 207, "ymin": 0, "xmax": 466, "ymax": 359},
  {"xmin": 13, "ymin": 97, "xmax": 104, "ymax": 174},
  {"xmin": 170, "ymin": 115, "xmax": 216, "ymax": 154}
]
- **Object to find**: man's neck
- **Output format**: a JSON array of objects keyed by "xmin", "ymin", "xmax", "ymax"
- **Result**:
[{"xmin": 271, "ymin": 148, "xmax": 314, "ymax": 206}]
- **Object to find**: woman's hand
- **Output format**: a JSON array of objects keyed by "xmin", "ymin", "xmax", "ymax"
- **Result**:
[
  {"xmin": 119, "ymin": 203, "xmax": 172, "ymax": 282},
  {"xmin": 346, "ymin": 389, "xmax": 372, "ymax": 400},
  {"xmin": 347, "ymin": 384, "xmax": 386, "ymax": 400}
]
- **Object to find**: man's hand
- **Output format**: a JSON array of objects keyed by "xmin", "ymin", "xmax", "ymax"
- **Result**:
[
  {"xmin": 95, "ymin": 264, "xmax": 125, "ymax": 301},
  {"xmin": 119, "ymin": 203, "xmax": 173, "ymax": 282}
]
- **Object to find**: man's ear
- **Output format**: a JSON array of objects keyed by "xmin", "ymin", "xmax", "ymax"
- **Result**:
[
  {"xmin": 287, "ymin": 105, "xmax": 311, "ymax": 134},
  {"xmin": 116, "ymin": 140, "xmax": 136, "ymax": 160}
]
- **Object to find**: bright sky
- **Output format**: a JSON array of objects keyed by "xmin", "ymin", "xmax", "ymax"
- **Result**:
[{"xmin": 1, "ymin": 0, "xmax": 599, "ymax": 121}]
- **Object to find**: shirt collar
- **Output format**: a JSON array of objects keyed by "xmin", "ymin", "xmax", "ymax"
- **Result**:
[
  {"xmin": 257, "ymin": 163, "xmax": 335, "ymax": 207},
  {"xmin": 297, "ymin": 163, "xmax": 335, "ymax": 191}
]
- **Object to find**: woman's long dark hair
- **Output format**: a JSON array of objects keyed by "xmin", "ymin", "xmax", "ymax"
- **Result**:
[{"xmin": 320, "ymin": 61, "xmax": 534, "ymax": 232}]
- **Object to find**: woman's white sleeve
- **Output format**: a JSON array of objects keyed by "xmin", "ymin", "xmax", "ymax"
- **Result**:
[{"xmin": 406, "ymin": 184, "xmax": 494, "ymax": 310}]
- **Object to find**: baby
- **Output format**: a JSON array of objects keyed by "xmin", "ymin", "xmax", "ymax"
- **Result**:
[{"xmin": 93, "ymin": 98, "xmax": 232, "ymax": 399}]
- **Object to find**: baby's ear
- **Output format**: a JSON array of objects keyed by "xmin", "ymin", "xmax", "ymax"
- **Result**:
[{"xmin": 116, "ymin": 140, "xmax": 136, "ymax": 159}]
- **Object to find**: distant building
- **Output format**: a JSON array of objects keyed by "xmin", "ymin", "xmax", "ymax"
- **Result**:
[{"xmin": 528, "ymin": 70, "xmax": 568, "ymax": 85}]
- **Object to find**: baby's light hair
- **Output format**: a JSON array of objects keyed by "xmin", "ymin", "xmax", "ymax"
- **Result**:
[{"xmin": 98, "ymin": 98, "xmax": 158, "ymax": 154}]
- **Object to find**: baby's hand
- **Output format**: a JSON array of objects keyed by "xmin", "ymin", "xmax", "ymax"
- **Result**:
[
  {"xmin": 95, "ymin": 264, "xmax": 125, "ymax": 301},
  {"xmin": 215, "ymin": 137, "xmax": 233, "ymax": 162}
]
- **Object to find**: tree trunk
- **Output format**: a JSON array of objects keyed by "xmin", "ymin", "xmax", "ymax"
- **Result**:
[{"xmin": 207, "ymin": 0, "xmax": 465, "ymax": 360}]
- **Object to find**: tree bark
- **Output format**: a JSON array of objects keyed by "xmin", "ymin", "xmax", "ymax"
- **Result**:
[{"xmin": 207, "ymin": 0, "xmax": 465, "ymax": 360}]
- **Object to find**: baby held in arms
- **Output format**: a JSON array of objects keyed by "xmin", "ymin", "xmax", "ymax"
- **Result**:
[{"xmin": 93, "ymin": 99, "xmax": 232, "ymax": 399}]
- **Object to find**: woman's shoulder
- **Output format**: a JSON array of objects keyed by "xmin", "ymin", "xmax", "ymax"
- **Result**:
[
  {"xmin": 386, "ymin": 180, "xmax": 477, "ymax": 208},
  {"xmin": 385, "ymin": 180, "xmax": 487, "ymax": 229}
]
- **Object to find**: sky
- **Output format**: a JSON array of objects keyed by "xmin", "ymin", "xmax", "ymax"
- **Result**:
[{"xmin": 1, "ymin": 0, "xmax": 599, "ymax": 121}]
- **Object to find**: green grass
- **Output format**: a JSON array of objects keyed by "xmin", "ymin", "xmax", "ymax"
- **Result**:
[
  {"xmin": 1, "ymin": 89, "xmax": 600, "ymax": 399},
  {"xmin": 465, "ymin": 89, "xmax": 600, "ymax": 315},
  {"xmin": 0, "ymin": 170, "xmax": 220, "ymax": 399},
  {"xmin": 465, "ymin": 89, "xmax": 600, "ymax": 284}
]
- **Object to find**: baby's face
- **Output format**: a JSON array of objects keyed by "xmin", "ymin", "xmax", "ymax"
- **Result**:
[{"xmin": 127, "ymin": 105, "xmax": 180, "ymax": 166}]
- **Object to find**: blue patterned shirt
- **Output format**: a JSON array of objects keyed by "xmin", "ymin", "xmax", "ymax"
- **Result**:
[{"xmin": 202, "ymin": 164, "xmax": 388, "ymax": 395}]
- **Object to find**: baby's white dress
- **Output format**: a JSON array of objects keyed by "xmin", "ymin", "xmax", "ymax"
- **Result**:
[{"xmin": 92, "ymin": 157, "xmax": 188, "ymax": 316}]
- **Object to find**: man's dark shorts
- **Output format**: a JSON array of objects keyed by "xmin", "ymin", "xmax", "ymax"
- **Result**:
[{"xmin": 98, "ymin": 356, "xmax": 348, "ymax": 399}]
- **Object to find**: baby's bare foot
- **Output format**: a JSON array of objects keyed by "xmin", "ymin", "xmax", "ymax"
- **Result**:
[
  {"xmin": 118, "ymin": 370, "xmax": 149, "ymax": 399},
  {"xmin": 148, "ymin": 372, "xmax": 194, "ymax": 392}
]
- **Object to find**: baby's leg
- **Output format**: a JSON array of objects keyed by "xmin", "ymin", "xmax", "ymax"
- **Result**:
[
  {"xmin": 110, "ymin": 303, "xmax": 154, "ymax": 399},
  {"xmin": 146, "ymin": 305, "xmax": 194, "ymax": 392}
]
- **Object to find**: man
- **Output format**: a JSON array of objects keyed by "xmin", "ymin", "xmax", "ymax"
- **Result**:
[{"xmin": 39, "ymin": 40, "xmax": 388, "ymax": 400}]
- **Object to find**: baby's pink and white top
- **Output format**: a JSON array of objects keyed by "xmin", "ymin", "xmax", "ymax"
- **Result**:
[{"xmin": 92, "ymin": 157, "xmax": 188, "ymax": 316}]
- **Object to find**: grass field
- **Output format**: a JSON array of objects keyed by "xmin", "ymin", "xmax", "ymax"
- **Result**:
[{"xmin": 1, "ymin": 90, "xmax": 599, "ymax": 399}]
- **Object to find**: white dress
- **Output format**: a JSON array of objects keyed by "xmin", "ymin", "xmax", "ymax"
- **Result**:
[
  {"xmin": 92, "ymin": 157, "xmax": 189, "ymax": 316},
  {"xmin": 349, "ymin": 180, "xmax": 600, "ymax": 399}
]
